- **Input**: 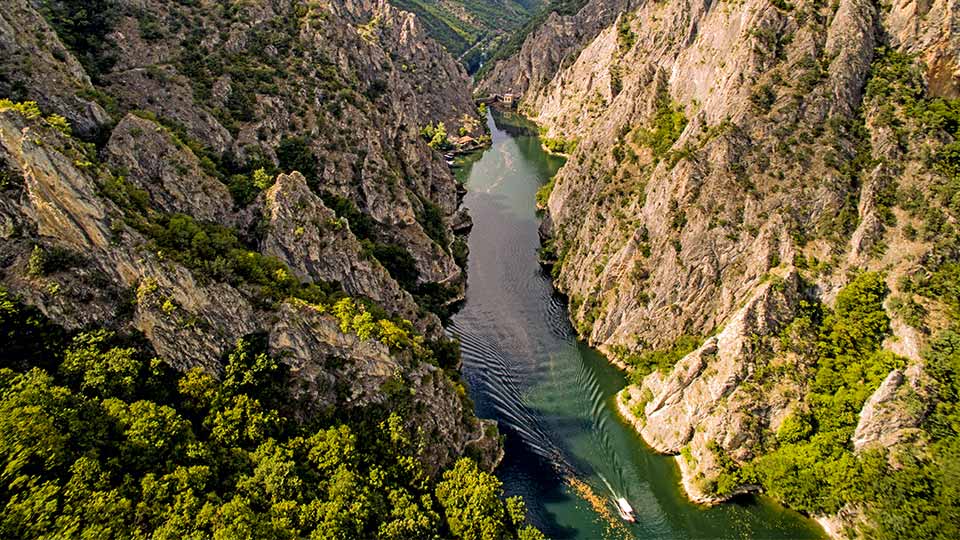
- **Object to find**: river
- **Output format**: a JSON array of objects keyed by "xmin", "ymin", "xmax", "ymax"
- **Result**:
[{"xmin": 448, "ymin": 109, "xmax": 825, "ymax": 539}]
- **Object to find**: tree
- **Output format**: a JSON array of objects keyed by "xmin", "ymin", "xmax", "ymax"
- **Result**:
[
  {"xmin": 60, "ymin": 330, "xmax": 141, "ymax": 400},
  {"xmin": 435, "ymin": 458, "xmax": 507, "ymax": 540},
  {"xmin": 276, "ymin": 137, "xmax": 317, "ymax": 185}
]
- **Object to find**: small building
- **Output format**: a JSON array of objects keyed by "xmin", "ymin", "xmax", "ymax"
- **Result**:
[{"xmin": 501, "ymin": 93, "xmax": 516, "ymax": 105}]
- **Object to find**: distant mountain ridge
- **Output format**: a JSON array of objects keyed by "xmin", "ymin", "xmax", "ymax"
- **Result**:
[{"xmin": 390, "ymin": 0, "xmax": 544, "ymax": 71}]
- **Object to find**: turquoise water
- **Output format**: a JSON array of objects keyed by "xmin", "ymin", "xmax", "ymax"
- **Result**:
[{"xmin": 449, "ymin": 110, "xmax": 824, "ymax": 539}]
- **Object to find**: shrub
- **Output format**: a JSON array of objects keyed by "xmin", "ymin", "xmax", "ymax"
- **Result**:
[
  {"xmin": 276, "ymin": 136, "xmax": 317, "ymax": 186},
  {"xmin": 27, "ymin": 244, "xmax": 82, "ymax": 276},
  {"xmin": 535, "ymin": 176, "xmax": 555, "ymax": 208},
  {"xmin": 624, "ymin": 334, "xmax": 701, "ymax": 382},
  {"xmin": 616, "ymin": 14, "xmax": 636, "ymax": 53},
  {"xmin": 368, "ymin": 241, "xmax": 420, "ymax": 290},
  {"xmin": 416, "ymin": 198, "xmax": 449, "ymax": 249},
  {"xmin": 635, "ymin": 91, "xmax": 687, "ymax": 161},
  {"xmin": 0, "ymin": 294, "xmax": 541, "ymax": 539}
]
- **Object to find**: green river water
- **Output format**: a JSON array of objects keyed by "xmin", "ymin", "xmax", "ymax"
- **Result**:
[{"xmin": 448, "ymin": 109, "xmax": 826, "ymax": 540}]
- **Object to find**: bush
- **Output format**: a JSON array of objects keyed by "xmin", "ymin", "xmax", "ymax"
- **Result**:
[
  {"xmin": 635, "ymin": 91, "xmax": 687, "ymax": 161},
  {"xmin": 623, "ymin": 334, "xmax": 701, "ymax": 383},
  {"xmin": 616, "ymin": 14, "xmax": 635, "ymax": 53},
  {"xmin": 413, "ymin": 282, "xmax": 462, "ymax": 322},
  {"xmin": 367, "ymin": 241, "xmax": 420, "ymax": 290},
  {"xmin": 451, "ymin": 237, "xmax": 469, "ymax": 268},
  {"xmin": 27, "ymin": 244, "xmax": 82, "ymax": 276},
  {"xmin": 416, "ymin": 198, "xmax": 449, "ymax": 249},
  {"xmin": 320, "ymin": 192, "xmax": 377, "ymax": 239},
  {"xmin": 740, "ymin": 273, "xmax": 907, "ymax": 518},
  {"xmin": 36, "ymin": 0, "xmax": 119, "ymax": 80},
  {"xmin": 139, "ymin": 213, "xmax": 340, "ymax": 307},
  {"xmin": 421, "ymin": 122, "xmax": 452, "ymax": 151},
  {"xmin": 535, "ymin": 176, "xmax": 555, "ymax": 208}
]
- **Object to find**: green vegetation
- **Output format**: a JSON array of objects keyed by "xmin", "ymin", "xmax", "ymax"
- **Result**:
[
  {"xmin": 36, "ymin": 0, "xmax": 119, "ymax": 80},
  {"xmin": 616, "ymin": 14, "xmax": 636, "ymax": 53},
  {"xmin": 634, "ymin": 91, "xmax": 687, "ymax": 162},
  {"xmin": 27, "ymin": 244, "xmax": 82, "ymax": 277},
  {"xmin": 421, "ymin": 122, "xmax": 452, "ymax": 151},
  {"xmin": 693, "ymin": 273, "xmax": 956, "ymax": 538},
  {"xmin": 0, "ymin": 289, "xmax": 542, "ymax": 539},
  {"xmin": 320, "ymin": 192, "xmax": 419, "ymax": 289},
  {"xmin": 535, "ymin": 176, "xmax": 556, "ymax": 208},
  {"xmin": 541, "ymin": 136, "xmax": 577, "ymax": 155},
  {"xmin": 130, "ymin": 109, "xmax": 276, "ymax": 208},
  {"xmin": 391, "ymin": 0, "xmax": 540, "ymax": 58},
  {"xmin": 613, "ymin": 335, "xmax": 702, "ymax": 384},
  {"xmin": 276, "ymin": 136, "xmax": 318, "ymax": 186},
  {"xmin": 136, "ymin": 212, "xmax": 340, "ymax": 308},
  {"xmin": 416, "ymin": 197, "xmax": 450, "ymax": 250},
  {"xmin": 436, "ymin": 459, "xmax": 544, "ymax": 540},
  {"xmin": 320, "ymin": 193, "xmax": 461, "ymax": 320},
  {"xmin": 0, "ymin": 100, "xmax": 72, "ymax": 135},
  {"xmin": 867, "ymin": 48, "xmax": 960, "ymax": 321},
  {"xmin": 477, "ymin": 0, "xmax": 589, "ymax": 80},
  {"xmin": 176, "ymin": 13, "xmax": 303, "ymax": 135},
  {"xmin": 538, "ymin": 127, "xmax": 578, "ymax": 155}
]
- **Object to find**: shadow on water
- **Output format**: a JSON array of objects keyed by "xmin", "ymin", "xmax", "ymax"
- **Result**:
[{"xmin": 450, "ymin": 109, "xmax": 826, "ymax": 540}]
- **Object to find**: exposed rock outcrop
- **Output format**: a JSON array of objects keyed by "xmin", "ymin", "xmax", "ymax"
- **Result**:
[
  {"xmin": 106, "ymin": 114, "xmax": 235, "ymax": 224},
  {"xmin": 485, "ymin": 0, "xmax": 959, "ymax": 533},
  {"xmin": 852, "ymin": 363, "xmax": 931, "ymax": 452},
  {"xmin": 0, "ymin": 0, "xmax": 500, "ymax": 475},
  {"xmin": 0, "ymin": 0, "xmax": 110, "ymax": 138},
  {"xmin": 261, "ymin": 172, "xmax": 438, "ymax": 334},
  {"xmin": 620, "ymin": 272, "xmax": 803, "ymax": 501}
]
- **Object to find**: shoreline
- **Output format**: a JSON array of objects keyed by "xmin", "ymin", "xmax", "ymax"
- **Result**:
[{"xmin": 612, "ymin": 371, "xmax": 834, "ymax": 538}]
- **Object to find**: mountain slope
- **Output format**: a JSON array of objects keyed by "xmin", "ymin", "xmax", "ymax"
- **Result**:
[
  {"xmin": 391, "ymin": 0, "xmax": 544, "ymax": 70},
  {"xmin": 483, "ymin": 0, "xmax": 960, "ymax": 537},
  {"xmin": 0, "ymin": 0, "xmax": 545, "ymax": 537}
]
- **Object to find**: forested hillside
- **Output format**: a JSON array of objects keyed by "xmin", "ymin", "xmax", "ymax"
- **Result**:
[
  {"xmin": 391, "ymin": 0, "xmax": 543, "ymax": 72},
  {"xmin": 0, "ymin": 0, "xmax": 543, "ymax": 537}
]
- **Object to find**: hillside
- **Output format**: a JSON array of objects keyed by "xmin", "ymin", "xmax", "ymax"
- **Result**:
[
  {"xmin": 0, "ymin": 0, "xmax": 544, "ymax": 537},
  {"xmin": 482, "ymin": 0, "xmax": 960, "ymax": 537},
  {"xmin": 390, "ymin": 0, "xmax": 543, "ymax": 71}
]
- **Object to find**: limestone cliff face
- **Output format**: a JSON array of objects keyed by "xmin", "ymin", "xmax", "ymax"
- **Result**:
[
  {"xmin": 486, "ymin": 0, "xmax": 958, "ymax": 533},
  {"xmin": 34, "ymin": 0, "xmax": 476, "ymax": 288},
  {"xmin": 0, "ymin": 2, "xmax": 110, "ymax": 138},
  {"xmin": 106, "ymin": 115, "xmax": 236, "ymax": 224},
  {"xmin": 0, "ymin": 0, "xmax": 498, "ymax": 474},
  {"xmin": 488, "ymin": 0, "xmax": 958, "ymax": 352},
  {"xmin": 478, "ymin": 0, "xmax": 634, "ymax": 99},
  {"xmin": 261, "ymin": 172, "xmax": 437, "ymax": 333}
]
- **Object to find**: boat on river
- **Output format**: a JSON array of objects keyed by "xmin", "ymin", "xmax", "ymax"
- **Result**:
[{"xmin": 615, "ymin": 497, "xmax": 635, "ymax": 522}]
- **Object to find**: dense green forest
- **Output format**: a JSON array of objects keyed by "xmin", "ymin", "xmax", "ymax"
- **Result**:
[{"xmin": 0, "ymin": 288, "xmax": 544, "ymax": 539}]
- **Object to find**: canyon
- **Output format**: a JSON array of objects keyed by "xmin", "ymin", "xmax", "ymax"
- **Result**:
[{"xmin": 0, "ymin": 0, "xmax": 957, "ymax": 538}]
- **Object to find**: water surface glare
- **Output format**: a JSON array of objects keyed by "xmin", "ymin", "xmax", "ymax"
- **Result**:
[{"xmin": 449, "ymin": 110, "xmax": 825, "ymax": 540}]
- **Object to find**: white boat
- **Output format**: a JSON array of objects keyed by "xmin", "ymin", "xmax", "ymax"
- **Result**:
[{"xmin": 615, "ymin": 497, "xmax": 635, "ymax": 522}]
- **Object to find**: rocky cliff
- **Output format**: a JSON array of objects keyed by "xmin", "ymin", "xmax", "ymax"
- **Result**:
[
  {"xmin": 0, "ymin": 0, "xmax": 498, "ymax": 475},
  {"xmin": 485, "ymin": 0, "xmax": 960, "ymax": 536}
]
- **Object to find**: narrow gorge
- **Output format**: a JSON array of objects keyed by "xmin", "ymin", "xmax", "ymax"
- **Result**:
[{"xmin": 0, "ymin": 0, "xmax": 957, "ymax": 539}]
